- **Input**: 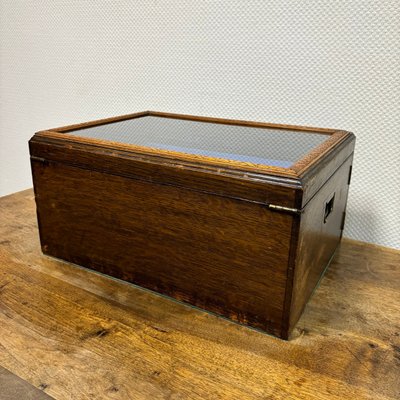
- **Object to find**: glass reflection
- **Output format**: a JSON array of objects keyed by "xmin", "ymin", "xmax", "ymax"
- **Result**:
[{"xmin": 67, "ymin": 116, "xmax": 329, "ymax": 168}]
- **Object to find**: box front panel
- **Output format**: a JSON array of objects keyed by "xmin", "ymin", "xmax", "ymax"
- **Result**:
[{"xmin": 31, "ymin": 159, "xmax": 294, "ymax": 337}]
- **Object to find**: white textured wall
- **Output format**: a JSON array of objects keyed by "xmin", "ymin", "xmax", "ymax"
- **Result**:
[{"xmin": 0, "ymin": 1, "xmax": 399, "ymax": 249}]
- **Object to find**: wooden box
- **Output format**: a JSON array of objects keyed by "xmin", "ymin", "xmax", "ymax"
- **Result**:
[{"xmin": 29, "ymin": 111, "xmax": 355, "ymax": 339}]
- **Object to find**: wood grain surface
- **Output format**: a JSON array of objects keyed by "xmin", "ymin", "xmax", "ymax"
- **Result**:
[
  {"xmin": 29, "ymin": 113, "xmax": 355, "ymax": 339},
  {"xmin": 0, "ymin": 190, "xmax": 399, "ymax": 400},
  {"xmin": 29, "ymin": 138, "xmax": 301, "ymax": 209},
  {"xmin": 31, "ymin": 158, "xmax": 294, "ymax": 337},
  {"xmin": 285, "ymin": 156, "xmax": 354, "ymax": 335}
]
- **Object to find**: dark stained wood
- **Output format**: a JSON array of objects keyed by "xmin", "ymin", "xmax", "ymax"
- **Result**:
[
  {"xmin": 285, "ymin": 156, "xmax": 354, "ymax": 337},
  {"xmin": 0, "ymin": 190, "xmax": 399, "ymax": 400},
  {"xmin": 298, "ymin": 136, "xmax": 355, "ymax": 207},
  {"xmin": 29, "ymin": 112, "xmax": 356, "ymax": 339},
  {"xmin": 31, "ymin": 160, "xmax": 293, "ymax": 337},
  {"xmin": 29, "ymin": 138, "xmax": 301, "ymax": 209}
]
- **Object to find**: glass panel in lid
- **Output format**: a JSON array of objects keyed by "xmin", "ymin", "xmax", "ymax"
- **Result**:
[{"xmin": 65, "ymin": 115, "xmax": 330, "ymax": 168}]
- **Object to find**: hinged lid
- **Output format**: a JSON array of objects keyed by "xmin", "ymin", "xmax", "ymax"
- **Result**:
[{"xmin": 29, "ymin": 111, "xmax": 355, "ymax": 211}]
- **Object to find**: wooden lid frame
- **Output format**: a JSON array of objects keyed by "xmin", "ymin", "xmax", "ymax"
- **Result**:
[
  {"xmin": 34, "ymin": 111, "xmax": 351, "ymax": 177},
  {"xmin": 30, "ymin": 111, "xmax": 355, "ymax": 210}
]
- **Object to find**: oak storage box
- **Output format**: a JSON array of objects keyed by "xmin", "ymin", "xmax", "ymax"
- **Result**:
[{"xmin": 29, "ymin": 111, "xmax": 355, "ymax": 339}]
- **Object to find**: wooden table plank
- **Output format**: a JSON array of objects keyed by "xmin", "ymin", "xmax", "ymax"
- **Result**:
[{"xmin": 0, "ymin": 189, "xmax": 399, "ymax": 400}]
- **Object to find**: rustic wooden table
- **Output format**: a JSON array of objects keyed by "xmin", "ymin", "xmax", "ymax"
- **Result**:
[{"xmin": 0, "ymin": 189, "xmax": 399, "ymax": 400}]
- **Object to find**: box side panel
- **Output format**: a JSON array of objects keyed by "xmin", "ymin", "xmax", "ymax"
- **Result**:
[
  {"xmin": 299, "ymin": 133, "xmax": 355, "ymax": 208},
  {"xmin": 31, "ymin": 158, "xmax": 294, "ymax": 337},
  {"xmin": 285, "ymin": 155, "xmax": 353, "ymax": 337}
]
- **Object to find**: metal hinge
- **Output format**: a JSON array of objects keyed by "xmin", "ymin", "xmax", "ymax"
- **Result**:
[
  {"xmin": 31, "ymin": 156, "xmax": 50, "ymax": 166},
  {"xmin": 31, "ymin": 156, "xmax": 47, "ymax": 163},
  {"xmin": 267, "ymin": 204, "xmax": 302, "ymax": 215}
]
